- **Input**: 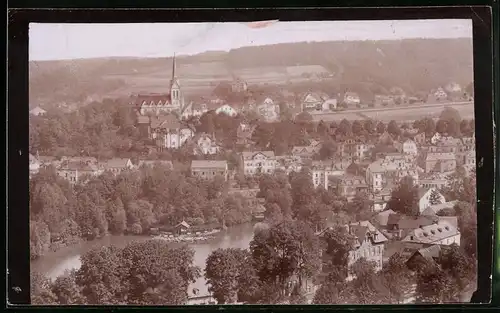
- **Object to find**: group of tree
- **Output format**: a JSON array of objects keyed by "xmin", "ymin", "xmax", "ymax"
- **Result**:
[
  {"xmin": 29, "ymin": 163, "xmax": 253, "ymax": 260},
  {"xmin": 31, "ymin": 240, "xmax": 200, "ymax": 305},
  {"xmin": 204, "ymin": 220, "xmax": 321, "ymax": 304}
]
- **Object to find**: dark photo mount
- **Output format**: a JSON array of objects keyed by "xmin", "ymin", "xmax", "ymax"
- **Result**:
[{"xmin": 7, "ymin": 2, "xmax": 497, "ymax": 309}]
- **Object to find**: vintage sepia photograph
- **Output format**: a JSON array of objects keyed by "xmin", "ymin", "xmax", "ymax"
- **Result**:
[{"xmin": 28, "ymin": 19, "xmax": 478, "ymax": 305}]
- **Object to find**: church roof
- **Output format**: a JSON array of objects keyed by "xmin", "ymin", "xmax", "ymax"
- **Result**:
[{"xmin": 150, "ymin": 114, "xmax": 181, "ymax": 129}]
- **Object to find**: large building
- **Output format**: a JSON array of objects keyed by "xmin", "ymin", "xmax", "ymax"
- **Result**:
[
  {"xmin": 135, "ymin": 55, "xmax": 186, "ymax": 116},
  {"xmin": 241, "ymin": 151, "xmax": 277, "ymax": 176},
  {"xmin": 191, "ymin": 160, "xmax": 228, "ymax": 181}
]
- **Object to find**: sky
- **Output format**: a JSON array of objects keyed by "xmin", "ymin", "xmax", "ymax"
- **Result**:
[{"xmin": 29, "ymin": 19, "xmax": 472, "ymax": 61}]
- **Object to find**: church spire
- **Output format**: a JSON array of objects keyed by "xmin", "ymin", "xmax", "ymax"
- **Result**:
[{"xmin": 171, "ymin": 53, "xmax": 176, "ymax": 82}]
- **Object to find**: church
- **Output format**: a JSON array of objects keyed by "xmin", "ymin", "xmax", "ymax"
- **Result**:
[{"xmin": 134, "ymin": 55, "xmax": 186, "ymax": 116}]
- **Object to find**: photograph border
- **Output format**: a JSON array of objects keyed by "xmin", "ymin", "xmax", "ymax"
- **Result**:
[{"xmin": 7, "ymin": 3, "xmax": 497, "ymax": 309}]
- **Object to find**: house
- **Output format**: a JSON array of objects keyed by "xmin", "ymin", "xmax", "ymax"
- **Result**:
[
  {"xmin": 428, "ymin": 87, "xmax": 448, "ymax": 102},
  {"xmin": 405, "ymin": 244, "xmax": 451, "ymax": 271},
  {"xmin": 194, "ymin": 134, "xmax": 220, "ymax": 155},
  {"xmin": 241, "ymin": 151, "xmax": 277, "ymax": 176},
  {"xmin": 365, "ymin": 155, "xmax": 410, "ymax": 192},
  {"xmin": 311, "ymin": 160, "xmax": 349, "ymax": 189},
  {"xmin": 257, "ymin": 97, "xmax": 280, "ymax": 122},
  {"xmin": 419, "ymin": 173, "xmax": 449, "ymax": 189},
  {"xmin": 276, "ymin": 156, "xmax": 303, "ymax": 175},
  {"xmin": 150, "ymin": 115, "xmax": 194, "ymax": 150},
  {"xmin": 57, "ymin": 159, "xmax": 103, "ymax": 184},
  {"xmin": 339, "ymin": 138, "xmax": 372, "ymax": 160},
  {"xmin": 343, "ymin": 92, "xmax": 361, "ymax": 106},
  {"xmin": 174, "ymin": 220, "xmax": 191, "ymax": 235},
  {"xmin": 103, "ymin": 158, "xmax": 134, "ymax": 175},
  {"xmin": 430, "ymin": 132, "xmax": 442, "ymax": 145},
  {"xmin": 291, "ymin": 140, "xmax": 322, "ymax": 159},
  {"xmin": 373, "ymin": 209, "xmax": 397, "ymax": 228},
  {"xmin": 300, "ymin": 92, "xmax": 329, "ymax": 112},
  {"xmin": 227, "ymin": 188, "xmax": 264, "ymax": 212},
  {"xmin": 29, "ymin": 154, "xmax": 41, "ymax": 176},
  {"xmin": 322, "ymin": 98, "xmax": 338, "ymax": 111},
  {"xmin": 418, "ymin": 187, "xmax": 446, "ymax": 214},
  {"xmin": 421, "ymin": 200, "xmax": 458, "ymax": 216},
  {"xmin": 344, "ymin": 221, "xmax": 387, "ymax": 279},
  {"xmin": 461, "ymin": 150, "xmax": 476, "ymax": 167},
  {"xmin": 402, "ymin": 139, "xmax": 418, "ymax": 155},
  {"xmin": 374, "ymin": 95, "xmax": 396, "ymax": 107},
  {"xmin": 231, "ymin": 77, "xmax": 248, "ymax": 93},
  {"xmin": 191, "ymin": 103, "xmax": 209, "ymax": 118},
  {"xmin": 386, "ymin": 214, "xmax": 438, "ymax": 240},
  {"xmin": 136, "ymin": 115, "xmax": 151, "ymax": 137},
  {"xmin": 137, "ymin": 159, "xmax": 174, "ymax": 169},
  {"xmin": 191, "ymin": 160, "xmax": 228, "ymax": 181},
  {"xmin": 425, "ymin": 153, "xmax": 457, "ymax": 173},
  {"xmin": 395, "ymin": 168, "xmax": 420, "ymax": 186},
  {"xmin": 215, "ymin": 104, "xmax": 238, "ymax": 117},
  {"xmin": 372, "ymin": 185, "xmax": 394, "ymax": 212},
  {"xmin": 402, "ymin": 221, "xmax": 461, "ymax": 246},
  {"xmin": 29, "ymin": 106, "xmax": 47, "ymax": 116},
  {"xmin": 135, "ymin": 55, "xmax": 185, "ymax": 116},
  {"xmin": 318, "ymin": 221, "xmax": 388, "ymax": 280},
  {"xmin": 332, "ymin": 174, "xmax": 368, "ymax": 201}
]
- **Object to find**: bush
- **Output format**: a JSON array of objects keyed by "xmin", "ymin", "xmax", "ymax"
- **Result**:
[{"xmin": 129, "ymin": 223, "xmax": 143, "ymax": 235}]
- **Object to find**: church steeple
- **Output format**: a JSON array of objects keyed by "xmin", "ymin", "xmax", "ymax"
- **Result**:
[{"xmin": 171, "ymin": 53, "xmax": 177, "ymax": 83}]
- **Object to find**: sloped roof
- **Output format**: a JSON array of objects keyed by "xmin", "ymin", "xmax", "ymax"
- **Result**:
[
  {"xmin": 426, "ymin": 152, "xmax": 456, "ymax": 161},
  {"xmin": 30, "ymin": 106, "xmax": 47, "ymax": 114},
  {"xmin": 191, "ymin": 160, "xmax": 227, "ymax": 169},
  {"xmin": 150, "ymin": 114, "xmax": 181, "ymax": 129},
  {"xmin": 421, "ymin": 200, "xmax": 458, "ymax": 216},
  {"xmin": 374, "ymin": 209, "xmax": 396, "ymax": 227},
  {"xmin": 347, "ymin": 220, "xmax": 388, "ymax": 245},
  {"xmin": 403, "ymin": 221, "xmax": 459, "ymax": 244},
  {"xmin": 242, "ymin": 151, "xmax": 275, "ymax": 160},
  {"xmin": 175, "ymin": 220, "xmax": 191, "ymax": 228},
  {"xmin": 437, "ymin": 216, "xmax": 459, "ymax": 229},
  {"xmin": 59, "ymin": 160, "xmax": 100, "ymax": 172},
  {"xmin": 135, "ymin": 93, "xmax": 171, "ymax": 105},
  {"xmin": 105, "ymin": 158, "xmax": 131, "ymax": 169},
  {"xmin": 138, "ymin": 160, "xmax": 173, "ymax": 169}
]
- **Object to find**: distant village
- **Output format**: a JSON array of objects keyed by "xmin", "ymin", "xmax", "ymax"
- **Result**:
[{"xmin": 29, "ymin": 56, "xmax": 476, "ymax": 305}]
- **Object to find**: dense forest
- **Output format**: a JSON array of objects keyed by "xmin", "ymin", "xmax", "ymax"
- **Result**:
[{"xmin": 30, "ymin": 38, "xmax": 473, "ymax": 108}]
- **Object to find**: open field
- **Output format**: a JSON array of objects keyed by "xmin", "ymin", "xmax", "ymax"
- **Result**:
[{"xmin": 311, "ymin": 102, "xmax": 475, "ymax": 122}]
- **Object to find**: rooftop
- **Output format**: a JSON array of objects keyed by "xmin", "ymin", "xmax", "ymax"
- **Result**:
[
  {"xmin": 191, "ymin": 160, "xmax": 227, "ymax": 169},
  {"xmin": 105, "ymin": 158, "xmax": 131, "ymax": 169},
  {"xmin": 242, "ymin": 151, "xmax": 276, "ymax": 160},
  {"xmin": 403, "ymin": 221, "xmax": 459, "ymax": 244}
]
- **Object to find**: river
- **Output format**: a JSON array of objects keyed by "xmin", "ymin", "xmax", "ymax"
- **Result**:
[{"xmin": 30, "ymin": 223, "xmax": 256, "ymax": 297}]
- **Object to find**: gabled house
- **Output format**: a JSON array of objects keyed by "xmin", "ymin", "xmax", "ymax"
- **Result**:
[
  {"xmin": 311, "ymin": 160, "xmax": 349, "ymax": 189},
  {"xmin": 241, "ymin": 151, "xmax": 277, "ymax": 176},
  {"xmin": 257, "ymin": 97, "xmax": 280, "ymax": 122},
  {"xmin": 421, "ymin": 200, "xmax": 458, "ymax": 216},
  {"xmin": 332, "ymin": 174, "xmax": 368, "ymax": 201},
  {"xmin": 103, "ymin": 158, "xmax": 134, "ymax": 175},
  {"xmin": 231, "ymin": 77, "xmax": 248, "ymax": 93},
  {"xmin": 386, "ymin": 214, "xmax": 438, "ymax": 240},
  {"xmin": 57, "ymin": 159, "xmax": 103, "ymax": 184},
  {"xmin": 418, "ymin": 187, "xmax": 446, "ymax": 214},
  {"xmin": 29, "ymin": 106, "xmax": 47, "ymax": 116},
  {"xmin": 428, "ymin": 87, "xmax": 448, "ymax": 103},
  {"xmin": 191, "ymin": 160, "xmax": 228, "ymax": 181},
  {"xmin": 343, "ymin": 91, "xmax": 361, "ymax": 107},
  {"xmin": 300, "ymin": 92, "xmax": 329, "ymax": 112},
  {"xmin": 402, "ymin": 221, "xmax": 461, "ymax": 246}
]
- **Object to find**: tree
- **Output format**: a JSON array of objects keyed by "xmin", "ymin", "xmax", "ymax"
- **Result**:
[
  {"xmin": 349, "ymin": 258, "xmax": 390, "ymax": 304},
  {"xmin": 318, "ymin": 139, "xmax": 337, "ymax": 160},
  {"xmin": 313, "ymin": 270, "xmax": 350, "ymax": 304},
  {"xmin": 352, "ymin": 120, "xmax": 364, "ymax": 135},
  {"xmin": 376, "ymin": 122, "xmax": 386, "ymax": 134},
  {"xmin": 416, "ymin": 267, "xmax": 455, "ymax": 303},
  {"xmin": 337, "ymin": 119, "xmax": 352, "ymax": 136},
  {"xmin": 424, "ymin": 118, "xmax": 436, "ymax": 136},
  {"xmin": 440, "ymin": 107, "xmax": 462, "ymax": 124},
  {"xmin": 428, "ymin": 189, "xmax": 443, "ymax": 206},
  {"xmin": 51, "ymin": 269, "xmax": 86, "ymax": 304},
  {"xmin": 438, "ymin": 245, "xmax": 476, "ymax": 300},
  {"xmin": 120, "ymin": 241, "xmax": 201, "ymax": 305},
  {"xmin": 320, "ymin": 225, "xmax": 354, "ymax": 278},
  {"xmin": 250, "ymin": 220, "xmax": 321, "ymax": 299},
  {"xmin": 295, "ymin": 112, "xmax": 313, "ymax": 123},
  {"xmin": 290, "ymin": 170, "xmax": 317, "ymax": 222},
  {"xmin": 30, "ymin": 220, "xmax": 51, "ymax": 260},
  {"xmin": 436, "ymin": 119, "xmax": 448, "ymax": 134},
  {"xmin": 387, "ymin": 120, "xmax": 401, "ymax": 137},
  {"xmin": 380, "ymin": 253, "xmax": 414, "ymax": 304},
  {"xmin": 386, "ymin": 176, "xmax": 419, "ymax": 216},
  {"xmin": 31, "ymin": 271, "xmax": 58, "ymax": 304},
  {"xmin": 460, "ymin": 119, "xmax": 472, "ymax": 136},
  {"xmin": 447, "ymin": 119, "xmax": 460, "ymax": 137},
  {"xmin": 364, "ymin": 120, "xmax": 375, "ymax": 134},
  {"xmin": 317, "ymin": 120, "xmax": 328, "ymax": 136},
  {"xmin": 205, "ymin": 248, "xmax": 249, "ymax": 304},
  {"xmin": 125, "ymin": 200, "xmax": 156, "ymax": 232}
]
